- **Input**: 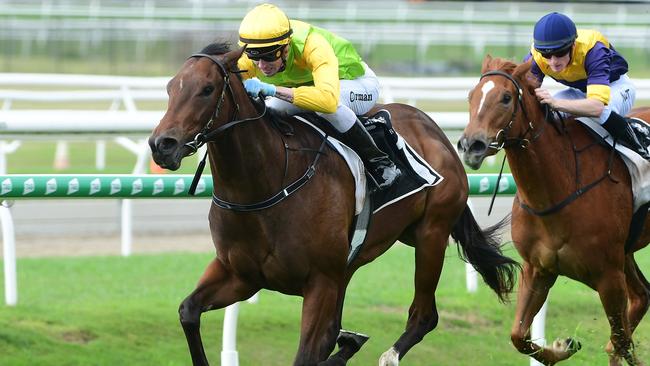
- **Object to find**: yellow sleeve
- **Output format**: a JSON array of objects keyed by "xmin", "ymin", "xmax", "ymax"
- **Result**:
[
  {"xmin": 237, "ymin": 55, "xmax": 256, "ymax": 80},
  {"xmin": 587, "ymin": 84, "xmax": 611, "ymax": 105},
  {"xmin": 292, "ymin": 33, "xmax": 340, "ymax": 114}
]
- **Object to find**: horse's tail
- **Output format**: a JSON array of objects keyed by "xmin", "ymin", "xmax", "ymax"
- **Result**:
[{"xmin": 451, "ymin": 204, "xmax": 519, "ymax": 302}]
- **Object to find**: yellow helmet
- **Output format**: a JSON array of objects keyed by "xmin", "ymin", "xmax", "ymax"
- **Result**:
[{"xmin": 238, "ymin": 3, "xmax": 292, "ymax": 49}]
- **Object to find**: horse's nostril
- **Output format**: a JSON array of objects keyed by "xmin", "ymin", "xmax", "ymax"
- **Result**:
[
  {"xmin": 469, "ymin": 140, "xmax": 488, "ymax": 155},
  {"xmin": 457, "ymin": 137, "xmax": 467, "ymax": 153},
  {"xmin": 156, "ymin": 136, "xmax": 179, "ymax": 154}
]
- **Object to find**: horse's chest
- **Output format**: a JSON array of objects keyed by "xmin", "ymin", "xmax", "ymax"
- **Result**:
[{"xmin": 512, "ymin": 218, "xmax": 569, "ymax": 272}]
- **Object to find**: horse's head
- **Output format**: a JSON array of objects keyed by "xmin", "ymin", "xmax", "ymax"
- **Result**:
[
  {"xmin": 458, "ymin": 56, "xmax": 538, "ymax": 170},
  {"xmin": 149, "ymin": 43, "xmax": 245, "ymax": 170}
]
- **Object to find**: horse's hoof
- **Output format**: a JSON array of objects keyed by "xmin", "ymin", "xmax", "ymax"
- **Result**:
[
  {"xmin": 551, "ymin": 337, "xmax": 581, "ymax": 356},
  {"xmin": 337, "ymin": 329, "xmax": 369, "ymax": 352},
  {"xmin": 379, "ymin": 347, "xmax": 399, "ymax": 366}
]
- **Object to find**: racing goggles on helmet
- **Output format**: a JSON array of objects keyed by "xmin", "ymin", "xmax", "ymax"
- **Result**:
[
  {"xmin": 538, "ymin": 46, "xmax": 572, "ymax": 59},
  {"xmin": 536, "ymin": 41, "xmax": 573, "ymax": 59},
  {"xmin": 245, "ymin": 45, "xmax": 285, "ymax": 62}
]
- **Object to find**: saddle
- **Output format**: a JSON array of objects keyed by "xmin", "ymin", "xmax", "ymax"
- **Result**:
[{"xmin": 279, "ymin": 109, "xmax": 443, "ymax": 263}]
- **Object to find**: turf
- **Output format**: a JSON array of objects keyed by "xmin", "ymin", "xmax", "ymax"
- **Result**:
[{"xmin": 0, "ymin": 244, "xmax": 648, "ymax": 365}]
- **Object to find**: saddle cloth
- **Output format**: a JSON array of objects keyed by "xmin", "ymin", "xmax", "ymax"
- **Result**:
[
  {"xmin": 293, "ymin": 110, "xmax": 443, "ymax": 215},
  {"xmin": 576, "ymin": 117, "xmax": 650, "ymax": 212}
]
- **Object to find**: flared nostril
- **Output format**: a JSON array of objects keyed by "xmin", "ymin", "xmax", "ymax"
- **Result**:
[
  {"xmin": 469, "ymin": 140, "xmax": 488, "ymax": 155},
  {"xmin": 156, "ymin": 136, "xmax": 179, "ymax": 154}
]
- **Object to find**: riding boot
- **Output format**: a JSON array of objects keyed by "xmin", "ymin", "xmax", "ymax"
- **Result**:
[
  {"xmin": 602, "ymin": 112, "xmax": 650, "ymax": 160},
  {"xmin": 339, "ymin": 118, "xmax": 402, "ymax": 190}
]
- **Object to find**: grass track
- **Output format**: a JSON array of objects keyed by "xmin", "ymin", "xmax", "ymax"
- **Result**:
[{"xmin": 1, "ymin": 244, "xmax": 648, "ymax": 365}]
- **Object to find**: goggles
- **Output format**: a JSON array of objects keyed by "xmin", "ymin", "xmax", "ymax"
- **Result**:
[
  {"xmin": 538, "ymin": 45, "xmax": 572, "ymax": 59},
  {"xmin": 245, "ymin": 45, "xmax": 285, "ymax": 62}
]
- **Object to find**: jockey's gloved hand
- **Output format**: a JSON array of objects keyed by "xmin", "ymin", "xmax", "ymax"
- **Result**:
[{"xmin": 243, "ymin": 78, "xmax": 276, "ymax": 98}]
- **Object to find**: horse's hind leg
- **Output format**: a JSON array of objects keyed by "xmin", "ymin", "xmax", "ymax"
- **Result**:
[
  {"xmin": 598, "ymin": 269, "xmax": 646, "ymax": 366},
  {"xmin": 509, "ymin": 262, "xmax": 578, "ymax": 365},
  {"xmin": 179, "ymin": 257, "xmax": 258, "ymax": 366},
  {"xmin": 378, "ymin": 223, "xmax": 449, "ymax": 365}
]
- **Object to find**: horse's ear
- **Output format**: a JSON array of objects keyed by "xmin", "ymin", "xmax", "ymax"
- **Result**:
[
  {"xmin": 513, "ymin": 60, "xmax": 539, "ymax": 89},
  {"xmin": 223, "ymin": 46, "xmax": 246, "ymax": 69},
  {"xmin": 480, "ymin": 55, "xmax": 493, "ymax": 73}
]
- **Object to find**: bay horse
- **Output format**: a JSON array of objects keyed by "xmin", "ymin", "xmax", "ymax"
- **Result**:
[
  {"xmin": 149, "ymin": 43, "xmax": 518, "ymax": 366},
  {"xmin": 458, "ymin": 55, "xmax": 650, "ymax": 365}
]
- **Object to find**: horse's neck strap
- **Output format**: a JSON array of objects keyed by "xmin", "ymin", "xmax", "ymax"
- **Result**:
[
  {"xmin": 212, "ymin": 136, "xmax": 327, "ymax": 212},
  {"xmin": 518, "ymin": 135, "xmax": 618, "ymax": 216}
]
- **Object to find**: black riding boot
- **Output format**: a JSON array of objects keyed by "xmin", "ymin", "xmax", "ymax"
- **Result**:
[
  {"xmin": 602, "ymin": 112, "xmax": 650, "ymax": 160},
  {"xmin": 340, "ymin": 118, "xmax": 401, "ymax": 190}
]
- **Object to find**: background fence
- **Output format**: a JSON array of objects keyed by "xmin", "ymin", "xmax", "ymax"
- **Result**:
[{"xmin": 2, "ymin": 1, "xmax": 650, "ymax": 76}]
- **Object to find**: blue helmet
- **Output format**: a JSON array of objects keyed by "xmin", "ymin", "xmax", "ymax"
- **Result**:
[{"xmin": 533, "ymin": 12, "xmax": 577, "ymax": 54}]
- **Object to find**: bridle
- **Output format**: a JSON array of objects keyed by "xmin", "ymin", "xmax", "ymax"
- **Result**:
[
  {"xmin": 479, "ymin": 70, "xmax": 543, "ymax": 150},
  {"xmin": 478, "ymin": 69, "xmax": 614, "ymax": 217},
  {"xmin": 183, "ymin": 53, "xmax": 266, "ymax": 154},
  {"xmin": 179, "ymin": 53, "xmax": 326, "ymax": 211}
]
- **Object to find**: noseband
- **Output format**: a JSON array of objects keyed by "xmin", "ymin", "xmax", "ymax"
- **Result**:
[
  {"xmin": 183, "ymin": 53, "xmax": 266, "ymax": 154},
  {"xmin": 479, "ymin": 70, "xmax": 537, "ymax": 150}
]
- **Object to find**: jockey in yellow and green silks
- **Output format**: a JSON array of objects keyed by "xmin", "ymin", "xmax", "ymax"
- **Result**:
[{"xmin": 236, "ymin": 3, "xmax": 401, "ymax": 189}]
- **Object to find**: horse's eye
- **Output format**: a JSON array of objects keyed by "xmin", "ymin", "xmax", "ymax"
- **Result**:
[
  {"xmin": 201, "ymin": 85, "xmax": 215, "ymax": 97},
  {"xmin": 502, "ymin": 94, "xmax": 512, "ymax": 104}
]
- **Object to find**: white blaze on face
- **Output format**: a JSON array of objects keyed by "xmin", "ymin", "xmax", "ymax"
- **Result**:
[
  {"xmin": 179, "ymin": 78, "xmax": 183, "ymax": 90},
  {"xmin": 476, "ymin": 80, "xmax": 495, "ymax": 116}
]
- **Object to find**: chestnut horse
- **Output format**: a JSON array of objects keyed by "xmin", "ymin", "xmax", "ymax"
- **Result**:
[
  {"xmin": 149, "ymin": 43, "xmax": 518, "ymax": 366},
  {"xmin": 458, "ymin": 56, "xmax": 650, "ymax": 365}
]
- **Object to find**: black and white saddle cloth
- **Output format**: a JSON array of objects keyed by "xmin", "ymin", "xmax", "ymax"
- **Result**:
[
  {"xmin": 292, "ymin": 110, "xmax": 444, "ymax": 263},
  {"xmin": 293, "ymin": 110, "xmax": 443, "ymax": 215},
  {"xmin": 629, "ymin": 117, "xmax": 650, "ymax": 150},
  {"xmin": 359, "ymin": 110, "xmax": 444, "ymax": 212}
]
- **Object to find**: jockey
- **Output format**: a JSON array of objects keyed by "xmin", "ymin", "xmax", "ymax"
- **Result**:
[
  {"xmin": 524, "ymin": 12, "xmax": 649, "ymax": 159},
  {"xmin": 236, "ymin": 3, "xmax": 401, "ymax": 189}
]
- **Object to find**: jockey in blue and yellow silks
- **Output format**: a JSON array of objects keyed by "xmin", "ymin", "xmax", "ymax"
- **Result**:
[
  {"xmin": 524, "ymin": 12, "xmax": 648, "ymax": 159},
  {"xmin": 237, "ymin": 3, "xmax": 401, "ymax": 190}
]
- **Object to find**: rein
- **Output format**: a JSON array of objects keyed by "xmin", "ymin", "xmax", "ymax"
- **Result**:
[
  {"xmin": 480, "ymin": 70, "xmax": 615, "ymax": 217},
  {"xmin": 185, "ymin": 53, "xmax": 326, "ymax": 211}
]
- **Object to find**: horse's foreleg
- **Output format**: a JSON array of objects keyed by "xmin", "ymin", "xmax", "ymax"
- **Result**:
[
  {"xmin": 510, "ymin": 262, "xmax": 573, "ymax": 365},
  {"xmin": 597, "ymin": 270, "xmax": 644, "ymax": 366},
  {"xmin": 322, "ymin": 283, "xmax": 370, "ymax": 366},
  {"xmin": 379, "ymin": 225, "xmax": 448, "ymax": 366},
  {"xmin": 294, "ymin": 275, "xmax": 341, "ymax": 366},
  {"xmin": 179, "ymin": 257, "xmax": 258, "ymax": 366}
]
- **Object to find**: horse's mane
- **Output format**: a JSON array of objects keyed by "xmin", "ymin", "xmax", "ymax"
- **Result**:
[
  {"xmin": 199, "ymin": 42, "xmax": 231, "ymax": 56},
  {"xmin": 481, "ymin": 56, "xmax": 517, "ymax": 76}
]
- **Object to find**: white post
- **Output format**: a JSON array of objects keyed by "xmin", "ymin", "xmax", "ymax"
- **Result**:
[
  {"xmin": 530, "ymin": 300, "xmax": 548, "ymax": 366},
  {"xmin": 1, "ymin": 202, "xmax": 17, "ymax": 306},
  {"xmin": 120, "ymin": 199, "xmax": 132, "ymax": 257},
  {"xmin": 95, "ymin": 140, "xmax": 106, "ymax": 170},
  {"xmin": 464, "ymin": 198, "xmax": 478, "ymax": 292},
  {"xmin": 53, "ymin": 141, "xmax": 70, "ymax": 170},
  {"xmin": 221, "ymin": 303, "xmax": 240, "ymax": 366}
]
